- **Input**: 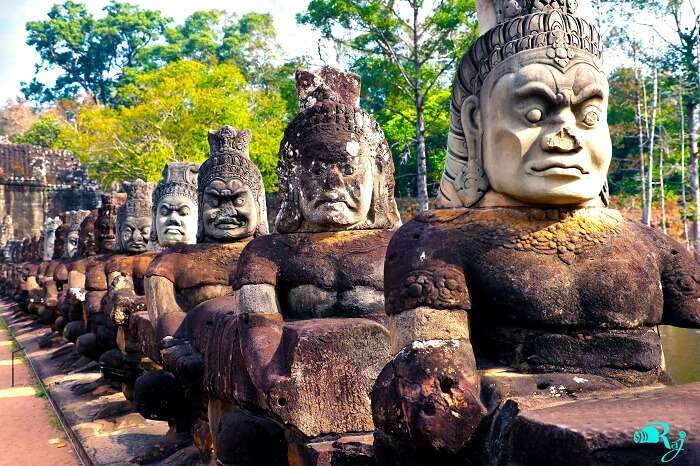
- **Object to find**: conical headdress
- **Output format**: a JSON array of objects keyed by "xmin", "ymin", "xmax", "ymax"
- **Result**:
[{"xmin": 198, "ymin": 126, "xmax": 268, "ymax": 238}]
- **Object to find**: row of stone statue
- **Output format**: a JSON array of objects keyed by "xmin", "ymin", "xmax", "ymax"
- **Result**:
[{"xmin": 3, "ymin": 1, "xmax": 700, "ymax": 464}]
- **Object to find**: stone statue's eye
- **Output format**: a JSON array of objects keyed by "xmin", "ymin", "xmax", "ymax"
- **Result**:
[
  {"xmin": 160, "ymin": 206, "xmax": 168, "ymax": 216},
  {"xmin": 179, "ymin": 206, "xmax": 190, "ymax": 216},
  {"xmin": 207, "ymin": 195, "xmax": 219, "ymax": 208},
  {"xmin": 234, "ymin": 197, "xmax": 245, "ymax": 207},
  {"xmin": 582, "ymin": 110, "xmax": 600, "ymax": 127},
  {"xmin": 342, "ymin": 164, "xmax": 354, "ymax": 175},
  {"xmin": 526, "ymin": 108, "xmax": 543, "ymax": 123}
]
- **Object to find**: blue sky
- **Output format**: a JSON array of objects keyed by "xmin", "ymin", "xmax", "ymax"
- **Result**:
[{"xmin": 0, "ymin": 0, "xmax": 324, "ymax": 103}]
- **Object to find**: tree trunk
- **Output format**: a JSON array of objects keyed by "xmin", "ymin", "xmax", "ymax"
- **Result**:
[
  {"xmin": 415, "ymin": 99, "xmax": 429, "ymax": 211},
  {"xmin": 646, "ymin": 65, "xmax": 658, "ymax": 227},
  {"xmin": 689, "ymin": 101, "xmax": 700, "ymax": 260},
  {"xmin": 679, "ymin": 85, "xmax": 690, "ymax": 249},
  {"xmin": 659, "ymin": 129, "xmax": 667, "ymax": 234},
  {"xmin": 635, "ymin": 66, "xmax": 648, "ymax": 224},
  {"xmin": 412, "ymin": 5, "xmax": 428, "ymax": 212}
]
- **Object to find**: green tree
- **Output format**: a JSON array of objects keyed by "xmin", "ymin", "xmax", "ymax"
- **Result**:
[
  {"xmin": 10, "ymin": 115, "xmax": 66, "ymax": 148},
  {"xmin": 143, "ymin": 10, "xmax": 224, "ymax": 66},
  {"xmin": 58, "ymin": 60, "xmax": 288, "ymax": 188},
  {"xmin": 298, "ymin": 0, "xmax": 478, "ymax": 210},
  {"xmin": 218, "ymin": 12, "xmax": 279, "ymax": 84},
  {"xmin": 23, "ymin": 1, "xmax": 169, "ymax": 104}
]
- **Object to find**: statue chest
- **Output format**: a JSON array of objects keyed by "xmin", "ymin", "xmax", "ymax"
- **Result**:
[
  {"xmin": 465, "ymin": 234, "xmax": 664, "ymax": 328},
  {"xmin": 273, "ymin": 231, "xmax": 392, "ymax": 319}
]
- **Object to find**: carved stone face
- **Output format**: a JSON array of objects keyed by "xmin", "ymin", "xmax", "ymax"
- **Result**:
[
  {"xmin": 120, "ymin": 216, "xmax": 151, "ymax": 253},
  {"xmin": 297, "ymin": 137, "xmax": 374, "ymax": 229},
  {"xmin": 96, "ymin": 211, "xmax": 117, "ymax": 253},
  {"xmin": 43, "ymin": 230, "xmax": 56, "ymax": 261},
  {"xmin": 155, "ymin": 194, "xmax": 197, "ymax": 246},
  {"xmin": 476, "ymin": 62, "xmax": 611, "ymax": 205},
  {"xmin": 201, "ymin": 178, "xmax": 257, "ymax": 241},
  {"xmin": 65, "ymin": 231, "xmax": 80, "ymax": 258}
]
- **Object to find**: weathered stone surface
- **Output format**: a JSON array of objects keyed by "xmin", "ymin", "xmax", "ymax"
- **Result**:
[
  {"xmin": 487, "ymin": 382, "xmax": 700, "ymax": 466},
  {"xmin": 129, "ymin": 311, "xmax": 160, "ymax": 363},
  {"xmin": 383, "ymin": 207, "xmax": 699, "ymax": 383},
  {"xmin": 0, "ymin": 141, "xmax": 99, "ymax": 240},
  {"xmin": 291, "ymin": 433, "xmax": 375, "ymax": 466},
  {"xmin": 372, "ymin": 339, "xmax": 484, "ymax": 457},
  {"xmin": 389, "ymin": 306, "xmax": 470, "ymax": 354},
  {"xmin": 268, "ymin": 318, "xmax": 390, "ymax": 437}
]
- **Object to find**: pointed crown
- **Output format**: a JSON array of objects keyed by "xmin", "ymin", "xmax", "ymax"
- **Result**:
[
  {"xmin": 153, "ymin": 162, "xmax": 199, "ymax": 205},
  {"xmin": 199, "ymin": 126, "xmax": 263, "ymax": 197},
  {"xmin": 118, "ymin": 179, "xmax": 153, "ymax": 223}
]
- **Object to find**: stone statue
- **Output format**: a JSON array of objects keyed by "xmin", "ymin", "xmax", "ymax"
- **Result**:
[
  {"xmin": 64, "ymin": 194, "xmax": 123, "ymax": 343},
  {"xmin": 47, "ymin": 210, "xmax": 92, "ymax": 332},
  {"xmin": 0, "ymin": 215, "xmax": 13, "ymax": 250},
  {"xmin": 64, "ymin": 210, "xmax": 91, "ymax": 259},
  {"xmin": 131, "ymin": 127, "xmax": 268, "ymax": 461},
  {"xmin": 76, "ymin": 181, "xmax": 153, "ymax": 361},
  {"xmin": 42, "ymin": 216, "xmax": 62, "ymax": 262},
  {"xmin": 152, "ymin": 162, "xmax": 200, "ymax": 247},
  {"xmin": 103, "ymin": 163, "xmax": 198, "ymax": 395},
  {"xmin": 200, "ymin": 66, "xmax": 401, "ymax": 465},
  {"xmin": 34, "ymin": 214, "xmax": 66, "ymax": 323},
  {"xmin": 371, "ymin": 2, "xmax": 700, "ymax": 464}
]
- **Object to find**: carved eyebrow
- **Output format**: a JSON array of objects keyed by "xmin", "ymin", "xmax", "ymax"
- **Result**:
[
  {"xmin": 513, "ymin": 82, "xmax": 557, "ymax": 103},
  {"xmin": 572, "ymin": 84, "xmax": 605, "ymax": 105},
  {"xmin": 160, "ymin": 203, "xmax": 188, "ymax": 210}
]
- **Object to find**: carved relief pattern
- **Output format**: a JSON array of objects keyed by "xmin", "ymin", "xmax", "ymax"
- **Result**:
[
  {"xmin": 465, "ymin": 11, "xmax": 602, "ymax": 95},
  {"xmin": 402, "ymin": 265, "xmax": 470, "ymax": 310}
]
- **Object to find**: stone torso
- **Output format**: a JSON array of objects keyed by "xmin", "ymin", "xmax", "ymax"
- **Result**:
[
  {"xmin": 234, "ymin": 230, "xmax": 394, "ymax": 319},
  {"xmin": 146, "ymin": 241, "xmax": 251, "ymax": 312},
  {"xmin": 105, "ymin": 252, "xmax": 157, "ymax": 295},
  {"xmin": 385, "ymin": 207, "xmax": 700, "ymax": 383},
  {"xmin": 70, "ymin": 254, "xmax": 111, "ymax": 292}
]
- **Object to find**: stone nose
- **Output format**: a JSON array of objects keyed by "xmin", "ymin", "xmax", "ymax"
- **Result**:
[
  {"xmin": 540, "ymin": 127, "xmax": 582, "ymax": 154},
  {"xmin": 322, "ymin": 164, "xmax": 344, "ymax": 188}
]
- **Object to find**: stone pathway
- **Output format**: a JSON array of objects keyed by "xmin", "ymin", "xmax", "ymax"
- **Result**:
[
  {"xmin": 0, "ymin": 303, "xmax": 79, "ymax": 466},
  {"xmin": 0, "ymin": 300, "xmax": 204, "ymax": 466}
]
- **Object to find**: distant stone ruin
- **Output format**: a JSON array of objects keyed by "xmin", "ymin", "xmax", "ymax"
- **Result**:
[{"xmin": 0, "ymin": 140, "xmax": 100, "ymax": 239}]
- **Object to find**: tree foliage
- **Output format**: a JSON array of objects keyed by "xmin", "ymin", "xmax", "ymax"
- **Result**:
[
  {"xmin": 23, "ymin": 1, "xmax": 169, "ymax": 104},
  {"xmin": 56, "ymin": 60, "xmax": 287, "ymax": 188},
  {"xmin": 298, "ymin": 0, "xmax": 478, "ymax": 205}
]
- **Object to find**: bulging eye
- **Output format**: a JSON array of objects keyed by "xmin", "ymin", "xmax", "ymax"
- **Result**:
[
  {"xmin": 526, "ymin": 108, "xmax": 543, "ymax": 123},
  {"xmin": 179, "ymin": 206, "xmax": 190, "ymax": 216},
  {"xmin": 234, "ymin": 197, "xmax": 245, "ymax": 207},
  {"xmin": 582, "ymin": 110, "xmax": 600, "ymax": 127},
  {"xmin": 160, "ymin": 206, "xmax": 168, "ymax": 216},
  {"xmin": 342, "ymin": 164, "xmax": 355, "ymax": 175}
]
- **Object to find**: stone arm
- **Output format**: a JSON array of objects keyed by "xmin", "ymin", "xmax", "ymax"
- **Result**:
[
  {"xmin": 371, "ymin": 222, "xmax": 484, "ymax": 456},
  {"xmin": 658, "ymin": 234, "xmax": 700, "ymax": 328},
  {"xmin": 235, "ymin": 283, "xmax": 286, "ymax": 402},
  {"xmin": 67, "ymin": 269, "xmax": 87, "ymax": 304},
  {"xmin": 144, "ymin": 275, "xmax": 187, "ymax": 342}
]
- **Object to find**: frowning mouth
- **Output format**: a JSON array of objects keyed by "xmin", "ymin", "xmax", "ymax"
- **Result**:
[
  {"xmin": 529, "ymin": 162, "xmax": 589, "ymax": 177},
  {"xmin": 215, "ymin": 218, "xmax": 245, "ymax": 229}
]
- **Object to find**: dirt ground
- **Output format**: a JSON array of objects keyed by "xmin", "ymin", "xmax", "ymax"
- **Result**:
[{"xmin": 0, "ymin": 304, "xmax": 79, "ymax": 466}]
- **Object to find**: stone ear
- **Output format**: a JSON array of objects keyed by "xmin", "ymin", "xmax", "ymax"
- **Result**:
[{"xmin": 460, "ymin": 95, "xmax": 481, "ymax": 137}]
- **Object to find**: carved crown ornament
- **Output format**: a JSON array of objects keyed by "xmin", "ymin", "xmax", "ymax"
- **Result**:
[
  {"xmin": 153, "ymin": 162, "xmax": 199, "ymax": 205},
  {"xmin": 119, "ymin": 179, "xmax": 153, "ymax": 222},
  {"xmin": 199, "ymin": 126, "xmax": 263, "ymax": 198},
  {"xmin": 465, "ymin": 10, "xmax": 602, "ymax": 95}
]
